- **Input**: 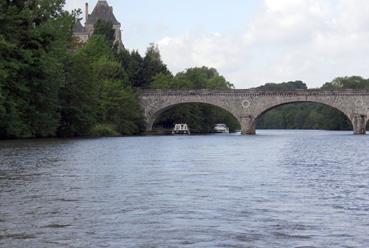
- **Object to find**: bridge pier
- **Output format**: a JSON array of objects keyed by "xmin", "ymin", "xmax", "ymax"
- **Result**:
[
  {"xmin": 240, "ymin": 116, "xmax": 256, "ymax": 135},
  {"xmin": 352, "ymin": 114, "xmax": 367, "ymax": 135},
  {"xmin": 145, "ymin": 118, "xmax": 154, "ymax": 132}
]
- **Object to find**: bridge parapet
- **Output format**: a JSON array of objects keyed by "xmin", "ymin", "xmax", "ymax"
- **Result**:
[{"xmin": 140, "ymin": 89, "xmax": 369, "ymax": 97}]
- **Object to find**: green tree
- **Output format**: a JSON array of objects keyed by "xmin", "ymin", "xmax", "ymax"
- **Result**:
[
  {"xmin": 151, "ymin": 66, "xmax": 234, "ymax": 90},
  {"xmin": 150, "ymin": 73, "xmax": 175, "ymax": 89},
  {"xmin": 77, "ymin": 35, "xmax": 113, "ymax": 59},
  {"xmin": 99, "ymin": 83, "xmax": 144, "ymax": 135},
  {"xmin": 322, "ymin": 76, "xmax": 369, "ymax": 90},
  {"xmin": 71, "ymin": 31, "xmax": 144, "ymax": 136},
  {"xmin": 126, "ymin": 50, "xmax": 145, "ymax": 88},
  {"xmin": 0, "ymin": 0, "xmax": 74, "ymax": 138},
  {"xmin": 58, "ymin": 53, "xmax": 98, "ymax": 137},
  {"xmin": 256, "ymin": 81, "xmax": 307, "ymax": 91},
  {"xmin": 93, "ymin": 19, "xmax": 115, "ymax": 46},
  {"xmin": 116, "ymin": 47, "xmax": 131, "ymax": 71},
  {"xmin": 142, "ymin": 44, "xmax": 170, "ymax": 87}
]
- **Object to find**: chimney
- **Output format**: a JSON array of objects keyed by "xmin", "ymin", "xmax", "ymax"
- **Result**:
[{"xmin": 85, "ymin": 3, "xmax": 89, "ymax": 22}]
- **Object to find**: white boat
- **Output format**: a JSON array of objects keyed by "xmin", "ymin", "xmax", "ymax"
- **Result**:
[
  {"xmin": 214, "ymin": 123, "xmax": 230, "ymax": 133},
  {"xmin": 172, "ymin": 124, "xmax": 191, "ymax": 135}
]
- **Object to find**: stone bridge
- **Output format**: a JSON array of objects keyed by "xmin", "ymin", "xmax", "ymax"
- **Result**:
[{"xmin": 139, "ymin": 89, "xmax": 369, "ymax": 135}]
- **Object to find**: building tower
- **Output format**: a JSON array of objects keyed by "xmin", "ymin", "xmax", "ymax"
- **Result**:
[{"xmin": 73, "ymin": 0, "xmax": 123, "ymax": 47}]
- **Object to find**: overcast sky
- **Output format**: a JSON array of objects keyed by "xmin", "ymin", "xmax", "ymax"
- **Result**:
[{"xmin": 65, "ymin": 0, "xmax": 369, "ymax": 88}]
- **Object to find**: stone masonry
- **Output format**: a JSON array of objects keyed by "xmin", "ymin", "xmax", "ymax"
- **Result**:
[{"xmin": 139, "ymin": 89, "xmax": 369, "ymax": 135}]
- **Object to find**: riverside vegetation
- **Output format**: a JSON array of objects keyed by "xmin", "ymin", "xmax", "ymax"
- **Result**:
[{"xmin": 1, "ymin": 1, "xmax": 369, "ymax": 138}]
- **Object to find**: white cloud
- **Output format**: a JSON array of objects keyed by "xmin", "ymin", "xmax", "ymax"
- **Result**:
[
  {"xmin": 157, "ymin": 0, "xmax": 369, "ymax": 88},
  {"xmin": 158, "ymin": 33, "xmax": 242, "ymax": 73}
]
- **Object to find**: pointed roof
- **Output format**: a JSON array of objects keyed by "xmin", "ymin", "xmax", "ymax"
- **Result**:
[
  {"xmin": 86, "ymin": 0, "xmax": 120, "ymax": 26},
  {"xmin": 73, "ymin": 20, "xmax": 85, "ymax": 33}
]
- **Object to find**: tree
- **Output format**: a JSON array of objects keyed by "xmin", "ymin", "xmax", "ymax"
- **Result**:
[
  {"xmin": 150, "ymin": 73, "xmax": 175, "ymax": 89},
  {"xmin": 99, "ymin": 83, "xmax": 144, "ymax": 135},
  {"xmin": 71, "ymin": 31, "xmax": 144, "ymax": 136},
  {"xmin": 322, "ymin": 76, "xmax": 369, "ymax": 90},
  {"xmin": 76, "ymin": 35, "xmax": 113, "ymax": 59},
  {"xmin": 116, "ymin": 47, "xmax": 131, "ymax": 71},
  {"xmin": 0, "ymin": 0, "xmax": 75, "ymax": 138},
  {"xmin": 256, "ymin": 81, "xmax": 307, "ymax": 91},
  {"xmin": 151, "ymin": 66, "xmax": 234, "ymax": 90},
  {"xmin": 142, "ymin": 44, "xmax": 170, "ymax": 87},
  {"xmin": 93, "ymin": 19, "xmax": 115, "ymax": 46},
  {"xmin": 126, "ymin": 50, "xmax": 145, "ymax": 88},
  {"xmin": 58, "ymin": 53, "xmax": 98, "ymax": 137}
]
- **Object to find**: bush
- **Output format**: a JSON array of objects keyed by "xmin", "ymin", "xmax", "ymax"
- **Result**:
[{"xmin": 89, "ymin": 124, "xmax": 120, "ymax": 137}]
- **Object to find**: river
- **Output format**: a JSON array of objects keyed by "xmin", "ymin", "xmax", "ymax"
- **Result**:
[{"xmin": 0, "ymin": 130, "xmax": 368, "ymax": 247}]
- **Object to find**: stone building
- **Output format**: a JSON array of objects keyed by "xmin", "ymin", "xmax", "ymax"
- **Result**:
[{"xmin": 73, "ymin": 0, "xmax": 123, "ymax": 46}]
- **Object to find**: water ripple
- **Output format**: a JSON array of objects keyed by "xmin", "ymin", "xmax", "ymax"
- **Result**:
[{"xmin": 0, "ymin": 130, "xmax": 369, "ymax": 247}]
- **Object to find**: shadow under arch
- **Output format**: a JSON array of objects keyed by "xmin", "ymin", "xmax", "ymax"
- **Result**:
[
  {"xmin": 254, "ymin": 101, "xmax": 353, "ymax": 131},
  {"xmin": 149, "ymin": 102, "xmax": 241, "ymax": 133}
]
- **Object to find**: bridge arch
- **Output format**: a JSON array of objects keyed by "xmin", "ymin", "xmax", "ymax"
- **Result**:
[
  {"xmin": 251, "ymin": 100, "xmax": 353, "ymax": 131},
  {"xmin": 255, "ymin": 100, "xmax": 352, "ymax": 121},
  {"xmin": 145, "ymin": 101, "xmax": 241, "ymax": 132}
]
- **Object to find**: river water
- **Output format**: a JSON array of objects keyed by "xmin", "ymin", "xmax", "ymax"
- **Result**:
[{"xmin": 0, "ymin": 130, "xmax": 368, "ymax": 248}]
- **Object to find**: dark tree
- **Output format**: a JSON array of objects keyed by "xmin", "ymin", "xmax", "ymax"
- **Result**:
[
  {"xmin": 126, "ymin": 50, "xmax": 145, "ymax": 88},
  {"xmin": 58, "ymin": 54, "xmax": 99, "ymax": 137},
  {"xmin": 142, "ymin": 44, "xmax": 171, "ymax": 87},
  {"xmin": 93, "ymin": 19, "xmax": 115, "ymax": 46},
  {"xmin": 0, "ymin": 0, "xmax": 74, "ymax": 138}
]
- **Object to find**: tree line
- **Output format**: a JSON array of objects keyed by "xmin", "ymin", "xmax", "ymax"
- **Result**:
[
  {"xmin": 0, "ymin": 1, "xmax": 368, "ymax": 139},
  {"xmin": 0, "ymin": 1, "xmax": 161, "ymax": 138}
]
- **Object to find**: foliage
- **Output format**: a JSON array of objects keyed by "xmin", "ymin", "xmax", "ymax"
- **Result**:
[
  {"xmin": 151, "ymin": 66, "xmax": 234, "ymax": 90},
  {"xmin": 58, "ymin": 53, "xmax": 98, "ymax": 137},
  {"xmin": 0, "ymin": 2, "xmax": 144, "ymax": 139},
  {"xmin": 76, "ymin": 35, "xmax": 113, "ymax": 59},
  {"xmin": 75, "ymin": 30, "xmax": 144, "ymax": 136},
  {"xmin": 0, "ymin": 0, "xmax": 74, "ymax": 138},
  {"xmin": 89, "ymin": 124, "xmax": 119, "ymax": 137},
  {"xmin": 116, "ymin": 49, "xmax": 145, "ymax": 88},
  {"xmin": 256, "ymin": 81, "xmax": 307, "ymax": 91},
  {"xmin": 99, "ymin": 85, "xmax": 144, "ymax": 135},
  {"xmin": 93, "ymin": 20, "xmax": 115, "ymax": 46},
  {"xmin": 116, "ymin": 45, "xmax": 170, "ymax": 88},
  {"xmin": 322, "ymin": 76, "xmax": 369, "ymax": 90},
  {"xmin": 142, "ymin": 44, "xmax": 171, "ymax": 88}
]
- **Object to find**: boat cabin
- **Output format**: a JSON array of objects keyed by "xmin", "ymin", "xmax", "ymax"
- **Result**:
[{"xmin": 172, "ymin": 124, "xmax": 190, "ymax": 135}]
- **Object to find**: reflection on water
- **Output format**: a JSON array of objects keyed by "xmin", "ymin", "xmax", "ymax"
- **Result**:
[{"xmin": 0, "ymin": 130, "xmax": 369, "ymax": 247}]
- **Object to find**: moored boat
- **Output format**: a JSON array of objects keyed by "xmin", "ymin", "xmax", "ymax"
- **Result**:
[
  {"xmin": 214, "ymin": 123, "xmax": 229, "ymax": 133},
  {"xmin": 172, "ymin": 124, "xmax": 191, "ymax": 135}
]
